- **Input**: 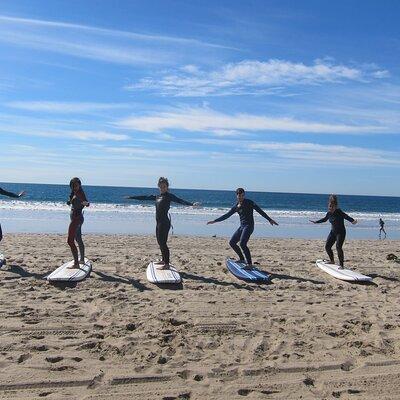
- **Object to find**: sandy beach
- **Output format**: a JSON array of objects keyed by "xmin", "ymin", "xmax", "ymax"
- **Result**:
[{"xmin": 0, "ymin": 234, "xmax": 399, "ymax": 399}]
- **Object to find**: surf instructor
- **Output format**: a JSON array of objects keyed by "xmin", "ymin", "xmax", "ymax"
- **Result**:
[
  {"xmin": 125, "ymin": 177, "xmax": 200, "ymax": 270},
  {"xmin": 207, "ymin": 188, "xmax": 278, "ymax": 268}
]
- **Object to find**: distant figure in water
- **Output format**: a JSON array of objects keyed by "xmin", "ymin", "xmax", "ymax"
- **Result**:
[
  {"xmin": 379, "ymin": 218, "xmax": 387, "ymax": 239},
  {"xmin": 310, "ymin": 194, "xmax": 357, "ymax": 268}
]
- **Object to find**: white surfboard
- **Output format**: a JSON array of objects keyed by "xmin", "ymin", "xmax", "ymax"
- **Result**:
[
  {"xmin": 47, "ymin": 258, "xmax": 92, "ymax": 282},
  {"xmin": 146, "ymin": 261, "xmax": 181, "ymax": 284},
  {"xmin": 316, "ymin": 259, "xmax": 372, "ymax": 282},
  {"xmin": 0, "ymin": 253, "xmax": 5, "ymax": 268}
]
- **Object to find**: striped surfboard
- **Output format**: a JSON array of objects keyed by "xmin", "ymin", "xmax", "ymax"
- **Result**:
[{"xmin": 226, "ymin": 258, "xmax": 271, "ymax": 282}]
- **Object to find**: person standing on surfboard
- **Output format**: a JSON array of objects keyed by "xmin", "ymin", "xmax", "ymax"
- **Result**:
[
  {"xmin": 310, "ymin": 194, "xmax": 357, "ymax": 268},
  {"xmin": 125, "ymin": 177, "xmax": 200, "ymax": 270},
  {"xmin": 67, "ymin": 178, "xmax": 89, "ymax": 269},
  {"xmin": 0, "ymin": 186, "xmax": 26, "ymax": 263},
  {"xmin": 207, "ymin": 188, "xmax": 278, "ymax": 269}
]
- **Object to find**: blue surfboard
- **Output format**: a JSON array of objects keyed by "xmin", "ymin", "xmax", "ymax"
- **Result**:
[{"xmin": 226, "ymin": 258, "xmax": 271, "ymax": 282}]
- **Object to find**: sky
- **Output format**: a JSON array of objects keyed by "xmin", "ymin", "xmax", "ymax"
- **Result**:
[{"xmin": 0, "ymin": 0, "xmax": 399, "ymax": 196}]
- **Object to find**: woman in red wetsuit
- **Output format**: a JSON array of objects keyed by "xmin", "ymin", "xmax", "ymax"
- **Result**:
[{"xmin": 67, "ymin": 178, "xmax": 89, "ymax": 268}]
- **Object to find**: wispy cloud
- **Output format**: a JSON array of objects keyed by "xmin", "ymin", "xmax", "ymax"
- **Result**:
[
  {"xmin": 126, "ymin": 59, "xmax": 389, "ymax": 96},
  {"xmin": 0, "ymin": 122, "xmax": 129, "ymax": 141},
  {"xmin": 5, "ymin": 101, "xmax": 132, "ymax": 113},
  {"xmin": 247, "ymin": 141, "xmax": 400, "ymax": 167},
  {"xmin": 116, "ymin": 106, "xmax": 384, "ymax": 135},
  {"xmin": 0, "ymin": 15, "xmax": 233, "ymax": 65}
]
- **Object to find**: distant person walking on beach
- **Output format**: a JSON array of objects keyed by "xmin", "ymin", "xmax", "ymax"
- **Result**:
[
  {"xmin": 310, "ymin": 194, "xmax": 357, "ymax": 268},
  {"xmin": 379, "ymin": 218, "xmax": 387, "ymax": 239},
  {"xmin": 0, "ymin": 186, "xmax": 26, "ymax": 251},
  {"xmin": 207, "ymin": 188, "xmax": 278, "ymax": 268},
  {"xmin": 67, "ymin": 178, "xmax": 89, "ymax": 269},
  {"xmin": 125, "ymin": 177, "xmax": 200, "ymax": 270}
]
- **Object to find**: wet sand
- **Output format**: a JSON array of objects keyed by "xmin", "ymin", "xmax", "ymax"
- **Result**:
[{"xmin": 0, "ymin": 234, "xmax": 399, "ymax": 399}]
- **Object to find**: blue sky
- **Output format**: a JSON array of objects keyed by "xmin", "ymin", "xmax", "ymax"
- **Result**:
[{"xmin": 0, "ymin": 0, "xmax": 399, "ymax": 195}]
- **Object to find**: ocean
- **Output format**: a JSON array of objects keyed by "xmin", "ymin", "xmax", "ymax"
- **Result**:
[{"xmin": 0, "ymin": 182, "xmax": 399, "ymax": 239}]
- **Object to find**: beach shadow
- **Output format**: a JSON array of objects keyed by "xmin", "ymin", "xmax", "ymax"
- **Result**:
[
  {"xmin": 92, "ymin": 270, "xmax": 151, "ymax": 292},
  {"xmin": 5, "ymin": 264, "xmax": 51, "ymax": 280},
  {"xmin": 48, "ymin": 281, "xmax": 78, "ymax": 289},
  {"xmin": 270, "ymin": 273, "xmax": 325, "ymax": 285},
  {"xmin": 180, "ymin": 271, "xmax": 267, "ymax": 290},
  {"xmin": 151, "ymin": 282, "xmax": 183, "ymax": 290},
  {"xmin": 369, "ymin": 273, "xmax": 399, "ymax": 283}
]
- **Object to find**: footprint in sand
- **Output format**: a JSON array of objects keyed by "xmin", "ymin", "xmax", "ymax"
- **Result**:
[{"xmin": 45, "ymin": 356, "xmax": 64, "ymax": 363}]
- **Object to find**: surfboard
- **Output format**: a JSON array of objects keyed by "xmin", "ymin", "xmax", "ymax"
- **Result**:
[
  {"xmin": 47, "ymin": 258, "xmax": 92, "ymax": 282},
  {"xmin": 315, "ymin": 259, "xmax": 372, "ymax": 282},
  {"xmin": 0, "ymin": 253, "xmax": 5, "ymax": 268},
  {"xmin": 226, "ymin": 258, "xmax": 271, "ymax": 282},
  {"xmin": 146, "ymin": 261, "xmax": 181, "ymax": 284}
]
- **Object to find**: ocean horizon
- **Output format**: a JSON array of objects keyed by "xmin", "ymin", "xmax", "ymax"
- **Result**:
[{"xmin": 1, "ymin": 182, "xmax": 399, "ymax": 239}]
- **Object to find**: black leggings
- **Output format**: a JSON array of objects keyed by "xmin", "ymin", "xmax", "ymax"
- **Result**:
[
  {"xmin": 325, "ymin": 230, "xmax": 346, "ymax": 267},
  {"xmin": 156, "ymin": 220, "xmax": 171, "ymax": 264},
  {"xmin": 229, "ymin": 225, "xmax": 254, "ymax": 265}
]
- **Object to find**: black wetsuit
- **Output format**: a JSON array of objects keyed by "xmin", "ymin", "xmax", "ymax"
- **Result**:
[
  {"xmin": 127, "ymin": 192, "xmax": 193, "ymax": 264},
  {"xmin": 0, "ymin": 188, "xmax": 19, "ymax": 242},
  {"xmin": 315, "ymin": 209, "xmax": 355, "ymax": 266},
  {"xmin": 379, "ymin": 219, "xmax": 386, "ymax": 238},
  {"xmin": 67, "ymin": 189, "xmax": 88, "ymax": 264},
  {"xmin": 213, "ymin": 198, "xmax": 272, "ymax": 265}
]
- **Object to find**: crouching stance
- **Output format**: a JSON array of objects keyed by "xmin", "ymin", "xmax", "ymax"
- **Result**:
[
  {"xmin": 310, "ymin": 194, "xmax": 357, "ymax": 268},
  {"xmin": 207, "ymin": 188, "xmax": 278, "ymax": 268}
]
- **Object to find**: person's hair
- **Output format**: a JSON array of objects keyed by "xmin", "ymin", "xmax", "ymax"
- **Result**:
[
  {"xmin": 69, "ymin": 177, "xmax": 82, "ymax": 201},
  {"xmin": 158, "ymin": 177, "xmax": 169, "ymax": 187},
  {"xmin": 236, "ymin": 187, "xmax": 245, "ymax": 195},
  {"xmin": 328, "ymin": 194, "xmax": 338, "ymax": 208}
]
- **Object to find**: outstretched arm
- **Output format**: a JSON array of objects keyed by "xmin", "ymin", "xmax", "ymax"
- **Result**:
[
  {"xmin": 253, "ymin": 203, "xmax": 278, "ymax": 225},
  {"xmin": 207, "ymin": 206, "xmax": 236, "ymax": 224},
  {"xmin": 310, "ymin": 213, "xmax": 329, "ymax": 224},
  {"xmin": 169, "ymin": 193, "xmax": 194, "ymax": 206},
  {"xmin": 0, "ymin": 187, "xmax": 23, "ymax": 199},
  {"xmin": 341, "ymin": 210, "xmax": 356, "ymax": 224},
  {"xmin": 125, "ymin": 195, "xmax": 157, "ymax": 201}
]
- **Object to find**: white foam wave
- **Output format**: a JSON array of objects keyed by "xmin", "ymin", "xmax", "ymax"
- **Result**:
[{"xmin": 0, "ymin": 200, "xmax": 399, "ymax": 221}]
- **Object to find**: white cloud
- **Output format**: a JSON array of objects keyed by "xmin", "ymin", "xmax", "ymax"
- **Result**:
[
  {"xmin": 0, "ymin": 123, "xmax": 129, "ymax": 141},
  {"xmin": 127, "ymin": 59, "xmax": 389, "ymax": 96},
  {"xmin": 247, "ymin": 141, "xmax": 400, "ymax": 167},
  {"xmin": 116, "ymin": 106, "xmax": 383, "ymax": 135},
  {"xmin": 5, "ymin": 101, "xmax": 132, "ymax": 113},
  {"xmin": 0, "ymin": 15, "xmax": 232, "ymax": 66}
]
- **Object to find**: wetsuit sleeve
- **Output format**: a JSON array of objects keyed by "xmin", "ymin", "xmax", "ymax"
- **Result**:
[
  {"xmin": 340, "ymin": 209, "xmax": 355, "ymax": 223},
  {"xmin": 169, "ymin": 193, "xmax": 194, "ymax": 206},
  {"xmin": 213, "ymin": 206, "xmax": 237, "ymax": 223},
  {"xmin": 253, "ymin": 203, "xmax": 272, "ymax": 222},
  {"xmin": 0, "ymin": 187, "xmax": 19, "ymax": 198},
  {"xmin": 126, "ymin": 195, "xmax": 157, "ymax": 201},
  {"xmin": 314, "ymin": 213, "xmax": 330, "ymax": 223}
]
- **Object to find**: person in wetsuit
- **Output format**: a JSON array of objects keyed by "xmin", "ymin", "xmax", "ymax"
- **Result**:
[
  {"xmin": 67, "ymin": 178, "xmax": 89, "ymax": 268},
  {"xmin": 379, "ymin": 218, "xmax": 386, "ymax": 239},
  {"xmin": 310, "ymin": 194, "xmax": 357, "ymax": 268},
  {"xmin": 207, "ymin": 188, "xmax": 278, "ymax": 268},
  {"xmin": 125, "ymin": 177, "xmax": 200, "ymax": 270},
  {"xmin": 0, "ymin": 186, "xmax": 26, "ymax": 245}
]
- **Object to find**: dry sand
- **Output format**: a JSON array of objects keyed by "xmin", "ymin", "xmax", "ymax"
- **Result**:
[{"xmin": 0, "ymin": 234, "xmax": 399, "ymax": 399}]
